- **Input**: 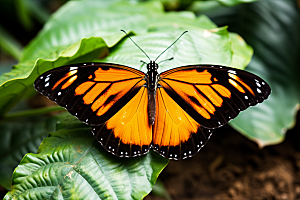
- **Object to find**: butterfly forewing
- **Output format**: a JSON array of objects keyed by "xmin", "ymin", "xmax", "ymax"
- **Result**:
[
  {"xmin": 159, "ymin": 65, "xmax": 271, "ymax": 129},
  {"xmin": 34, "ymin": 63, "xmax": 146, "ymax": 125}
]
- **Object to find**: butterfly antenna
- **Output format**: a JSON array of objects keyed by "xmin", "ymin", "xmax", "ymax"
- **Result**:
[
  {"xmin": 157, "ymin": 57, "xmax": 173, "ymax": 64},
  {"xmin": 121, "ymin": 30, "xmax": 151, "ymax": 62},
  {"xmin": 154, "ymin": 31, "xmax": 188, "ymax": 62}
]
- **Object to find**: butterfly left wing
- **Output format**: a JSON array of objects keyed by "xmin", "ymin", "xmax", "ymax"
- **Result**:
[
  {"xmin": 91, "ymin": 86, "xmax": 152, "ymax": 157},
  {"xmin": 159, "ymin": 65, "xmax": 271, "ymax": 129},
  {"xmin": 34, "ymin": 63, "xmax": 152, "ymax": 157}
]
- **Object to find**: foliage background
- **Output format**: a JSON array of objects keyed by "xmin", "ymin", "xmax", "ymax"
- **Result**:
[{"xmin": 0, "ymin": 0, "xmax": 299, "ymax": 199}]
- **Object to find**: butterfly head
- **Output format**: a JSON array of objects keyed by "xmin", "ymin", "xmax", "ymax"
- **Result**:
[
  {"xmin": 147, "ymin": 61, "xmax": 158, "ymax": 71},
  {"xmin": 147, "ymin": 61, "xmax": 159, "ymax": 90}
]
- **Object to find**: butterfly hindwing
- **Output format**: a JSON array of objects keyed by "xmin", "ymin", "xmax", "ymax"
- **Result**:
[
  {"xmin": 92, "ymin": 86, "xmax": 152, "ymax": 157},
  {"xmin": 152, "ymin": 86, "xmax": 213, "ymax": 160},
  {"xmin": 34, "ymin": 63, "xmax": 146, "ymax": 125},
  {"xmin": 159, "ymin": 65, "xmax": 271, "ymax": 129}
]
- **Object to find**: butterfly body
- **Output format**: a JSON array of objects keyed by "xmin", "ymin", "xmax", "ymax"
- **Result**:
[
  {"xmin": 34, "ymin": 61, "xmax": 270, "ymax": 160},
  {"xmin": 145, "ymin": 61, "xmax": 159, "ymax": 125}
]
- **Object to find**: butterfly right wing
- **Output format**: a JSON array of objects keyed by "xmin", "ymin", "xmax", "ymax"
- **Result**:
[
  {"xmin": 152, "ymin": 86, "xmax": 213, "ymax": 160},
  {"xmin": 34, "ymin": 63, "xmax": 146, "ymax": 126}
]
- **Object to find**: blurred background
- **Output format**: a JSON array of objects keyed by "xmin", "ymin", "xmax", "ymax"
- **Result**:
[{"xmin": 0, "ymin": 0, "xmax": 300, "ymax": 199}]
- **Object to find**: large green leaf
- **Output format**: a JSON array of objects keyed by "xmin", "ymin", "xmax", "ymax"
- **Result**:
[
  {"xmin": 4, "ymin": 115, "xmax": 169, "ymax": 200},
  {"xmin": 0, "ymin": 113, "xmax": 67, "ymax": 190},
  {"xmin": 100, "ymin": 28, "xmax": 234, "ymax": 73},
  {"xmin": 0, "ymin": 1, "xmax": 162, "ymax": 116},
  {"xmin": 0, "ymin": 1, "xmax": 253, "ymax": 117},
  {"xmin": 203, "ymin": 0, "xmax": 300, "ymax": 146}
]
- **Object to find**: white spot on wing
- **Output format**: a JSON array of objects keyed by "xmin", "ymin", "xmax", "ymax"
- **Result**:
[
  {"xmin": 45, "ymin": 82, "xmax": 49, "ymax": 87},
  {"xmin": 256, "ymin": 82, "xmax": 261, "ymax": 87},
  {"xmin": 58, "ymin": 92, "xmax": 61, "ymax": 96},
  {"xmin": 228, "ymin": 70, "xmax": 236, "ymax": 74},
  {"xmin": 257, "ymin": 88, "xmax": 262, "ymax": 93},
  {"xmin": 70, "ymin": 67, "xmax": 78, "ymax": 71}
]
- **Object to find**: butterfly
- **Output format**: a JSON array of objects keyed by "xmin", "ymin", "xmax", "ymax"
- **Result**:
[{"xmin": 34, "ymin": 31, "xmax": 271, "ymax": 160}]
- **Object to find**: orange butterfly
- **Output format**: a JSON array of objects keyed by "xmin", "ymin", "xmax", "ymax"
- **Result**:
[{"xmin": 34, "ymin": 31, "xmax": 271, "ymax": 160}]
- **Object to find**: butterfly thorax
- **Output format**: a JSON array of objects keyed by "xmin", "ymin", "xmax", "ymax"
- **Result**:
[{"xmin": 146, "ymin": 61, "xmax": 159, "ymax": 125}]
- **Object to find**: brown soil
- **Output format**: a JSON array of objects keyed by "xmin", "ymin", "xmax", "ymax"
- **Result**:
[{"xmin": 146, "ymin": 113, "xmax": 300, "ymax": 200}]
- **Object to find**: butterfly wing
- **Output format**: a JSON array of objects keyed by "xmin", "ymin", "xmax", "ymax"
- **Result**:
[
  {"xmin": 159, "ymin": 65, "xmax": 271, "ymax": 129},
  {"xmin": 34, "ymin": 63, "xmax": 146, "ymax": 125},
  {"xmin": 34, "ymin": 62, "xmax": 152, "ymax": 157},
  {"xmin": 92, "ymin": 86, "xmax": 152, "ymax": 157},
  {"xmin": 152, "ymin": 86, "xmax": 212, "ymax": 160}
]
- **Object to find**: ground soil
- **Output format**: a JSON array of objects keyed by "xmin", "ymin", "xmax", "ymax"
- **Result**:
[{"xmin": 146, "ymin": 113, "xmax": 300, "ymax": 200}]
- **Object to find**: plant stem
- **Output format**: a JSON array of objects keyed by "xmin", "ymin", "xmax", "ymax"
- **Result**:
[{"xmin": 3, "ymin": 106, "xmax": 66, "ymax": 121}]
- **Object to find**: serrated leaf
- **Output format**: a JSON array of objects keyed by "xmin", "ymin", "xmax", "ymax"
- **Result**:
[
  {"xmin": 5, "ymin": 115, "xmax": 169, "ymax": 200},
  {"xmin": 0, "ymin": 113, "xmax": 68, "ymax": 190},
  {"xmin": 205, "ymin": 0, "xmax": 300, "ymax": 146}
]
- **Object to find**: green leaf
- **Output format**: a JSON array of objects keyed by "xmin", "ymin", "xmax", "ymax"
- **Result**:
[
  {"xmin": 0, "ymin": 113, "xmax": 67, "ymax": 190},
  {"xmin": 229, "ymin": 32, "xmax": 253, "ymax": 69},
  {"xmin": 5, "ymin": 115, "xmax": 169, "ymax": 200},
  {"xmin": 100, "ymin": 28, "xmax": 235, "ymax": 73},
  {"xmin": 0, "ymin": 1, "xmax": 253, "ymax": 118},
  {"xmin": 206, "ymin": 0, "xmax": 300, "ymax": 146},
  {"xmin": 151, "ymin": 179, "xmax": 171, "ymax": 200},
  {"xmin": 0, "ymin": 1, "xmax": 163, "ymax": 116},
  {"xmin": 15, "ymin": 0, "xmax": 34, "ymax": 30},
  {"xmin": 187, "ymin": 0, "xmax": 258, "ymax": 14},
  {"xmin": 217, "ymin": 0, "xmax": 257, "ymax": 6}
]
